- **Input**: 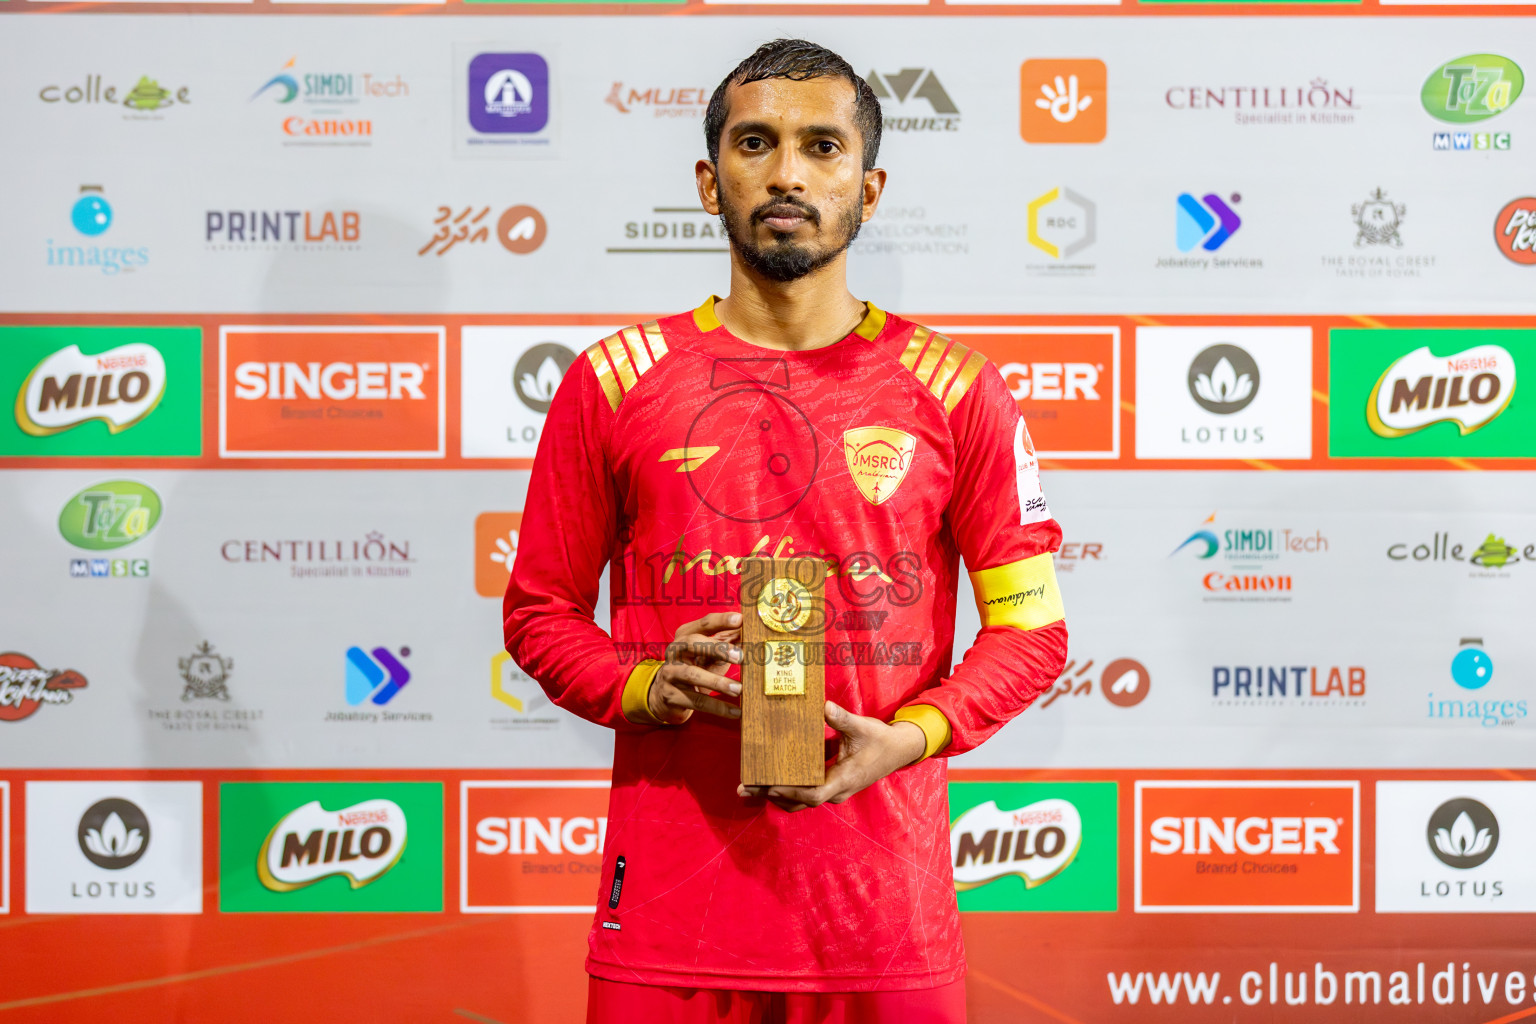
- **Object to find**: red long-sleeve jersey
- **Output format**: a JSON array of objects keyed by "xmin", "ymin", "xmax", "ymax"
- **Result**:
[{"xmin": 504, "ymin": 297, "xmax": 1067, "ymax": 992}]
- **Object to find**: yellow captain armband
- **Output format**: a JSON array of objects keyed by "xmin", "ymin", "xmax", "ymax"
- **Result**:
[
  {"xmin": 969, "ymin": 552, "xmax": 1066, "ymax": 631},
  {"xmin": 891, "ymin": 704, "xmax": 953, "ymax": 762},
  {"xmin": 620, "ymin": 659, "xmax": 667, "ymax": 725}
]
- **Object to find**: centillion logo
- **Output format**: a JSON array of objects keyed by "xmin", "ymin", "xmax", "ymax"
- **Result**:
[{"xmin": 842, "ymin": 426, "xmax": 916, "ymax": 506}]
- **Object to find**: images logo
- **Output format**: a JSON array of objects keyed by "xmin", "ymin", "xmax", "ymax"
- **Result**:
[
  {"xmin": 72, "ymin": 185, "xmax": 111, "ymax": 236},
  {"xmin": 1451, "ymin": 637, "xmax": 1493, "ymax": 690},
  {"xmin": 1187, "ymin": 344, "xmax": 1260, "ymax": 414},
  {"xmin": 1026, "ymin": 187, "xmax": 1095, "ymax": 262},
  {"xmin": 78, "ymin": 798, "xmax": 150, "ymax": 870},
  {"xmin": 1495, "ymin": 198, "xmax": 1536, "ymax": 265},
  {"xmin": 1136, "ymin": 781, "xmax": 1358, "ymax": 912},
  {"xmin": 1421, "ymin": 55, "xmax": 1523, "ymax": 123},
  {"xmin": 1429, "ymin": 637, "xmax": 1526, "ymax": 728},
  {"xmin": 461, "ymin": 781, "xmax": 609, "ymax": 912},
  {"xmin": 46, "ymin": 185, "xmax": 150, "ymax": 276},
  {"xmin": 469, "ymin": 53, "xmax": 548, "ymax": 134},
  {"xmin": 867, "ymin": 68, "xmax": 960, "ymax": 132},
  {"xmin": 949, "ymin": 782, "xmax": 1116, "ymax": 911},
  {"xmin": 345, "ymin": 646, "xmax": 411, "ymax": 706},
  {"xmin": 475, "ymin": 512, "xmax": 522, "ymax": 598},
  {"xmin": 965, "ymin": 328, "xmax": 1120, "ymax": 458},
  {"xmin": 1177, "ymin": 193, "xmax": 1242, "ymax": 252},
  {"xmin": 1366, "ymin": 344, "xmax": 1515, "ymax": 437},
  {"xmin": 219, "ymin": 326, "xmax": 445, "ymax": 458},
  {"xmin": 1019, "ymin": 60, "xmax": 1105, "ymax": 143},
  {"xmin": 179, "ymin": 641, "xmax": 233, "ymax": 701},
  {"xmin": 0, "ymin": 652, "xmax": 87, "ymax": 722},
  {"xmin": 1353, "ymin": 188, "xmax": 1406, "ymax": 248},
  {"xmin": 1428, "ymin": 798, "xmax": 1498, "ymax": 869},
  {"xmin": 58, "ymin": 480, "xmax": 161, "ymax": 553}
]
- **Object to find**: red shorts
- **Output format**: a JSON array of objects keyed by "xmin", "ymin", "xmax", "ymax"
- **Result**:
[{"xmin": 586, "ymin": 976, "xmax": 967, "ymax": 1024}]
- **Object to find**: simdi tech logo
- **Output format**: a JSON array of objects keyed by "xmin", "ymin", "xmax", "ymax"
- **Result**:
[
  {"xmin": 1328, "ymin": 329, "xmax": 1535, "ymax": 457},
  {"xmin": 219, "ymin": 782, "xmax": 442, "ymax": 912},
  {"xmin": 461, "ymin": 780, "xmax": 610, "ymax": 912},
  {"xmin": 47, "ymin": 185, "xmax": 149, "ymax": 276},
  {"xmin": 219, "ymin": 326, "xmax": 446, "ymax": 458},
  {"xmin": 1135, "ymin": 781, "xmax": 1359, "ymax": 913},
  {"xmin": 2, "ymin": 326, "xmax": 201, "ymax": 458},
  {"xmin": 1422, "ymin": 54, "xmax": 1521, "ymax": 152},
  {"xmin": 250, "ymin": 57, "xmax": 409, "ymax": 147},
  {"xmin": 1019, "ymin": 60, "xmax": 1105, "ymax": 143},
  {"xmin": 1376, "ymin": 781, "xmax": 1536, "ymax": 913},
  {"xmin": 948, "ymin": 782, "xmax": 1117, "ymax": 911}
]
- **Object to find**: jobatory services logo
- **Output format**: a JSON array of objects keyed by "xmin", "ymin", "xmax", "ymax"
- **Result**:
[
  {"xmin": 1136, "ymin": 327, "xmax": 1312, "ymax": 459},
  {"xmin": 220, "ymin": 782, "xmax": 442, "ymax": 912},
  {"xmin": 204, "ymin": 209, "xmax": 360, "ymax": 251},
  {"xmin": 59, "ymin": 480, "xmax": 160, "ymax": 580},
  {"xmin": 1329, "ymin": 329, "xmax": 1535, "ymax": 457},
  {"xmin": 1136, "ymin": 781, "xmax": 1359, "ymax": 913},
  {"xmin": 948, "ymin": 782, "xmax": 1117, "ymax": 911},
  {"xmin": 1020, "ymin": 60, "xmax": 1105, "ymax": 143},
  {"xmin": 867, "ymin": 67, "xmax": 960, "ymax": 133},
  {"xmin": 1164, "ymin": 77, "xmax": 1357, "ymax": 126},
  {"xmin": 38, "ymin": 73, "xmax": 191, "ymax": 119},
  {"xmin": 467, "ymin": 53, "xmax": 550, "ymax": 147},
  {"xmin": 1376, "ymin": 782, "xmax": 1536, "ymax": 912},
  {"xmin": 461, "ymin": 780, "xmax": 609, "ymax": 912},
  {"xmin": 219, "ymin": 326, "xmax": 446, "ymax": 459},
  {"xmin": 1169, "ymin": 510, "xmax": 1329, "ymax": 603},
  {"xmin": 957, "ymin": 328, "xmax": 1119, "ymax": 458},
  {"xmin": 420, "ymin": 205, "xmax": 547, "ymax": 257},
  {"xmin": 475, "ymin": 512, "xmax": 522, "ymax": 597},
  {"xmin": 1422, "ymin": 54, "xmax": 1521, "ymax": 151},
  {"xmin": 1494, "ymin": 198, "xmax": 1536, "ymax": 264},
  {"xmin": 250, "ymin": 56, "xmax": 408, "ymax": 147},
  {"xmin": 1039, "ymin": 656, "xmax": 1149, "ymax": 709},
  {"xmin": 1025, "ymin": 187, "xmax": 1096, "ymax": 275},
  {"xmin": 0, "ymin": 652, "xmax": 87, "ymax": 722},
  {"xmin": 1175, "ymin": 192, "xmax": 1242, "ymax": 253},
  {"xmin": 461, "ymin": 326, "xmax": 603, "ymax": 458},
  {"xmin": 344, "ymin": 645, "xmax": 412, "ymax": 707},
  {"xmin": 1428, "ymin": 637, "xmax": 1526, "ymax": 728},
  {"xmin": 605, "ymin": 82, "xmax": 708, "ymax": 118},
  {"xmin": 25, "ymin": 781, "xmax": 203, "ymax": 914},
  {"xmin": 47, "ymin": 185, "xmax": 149, "ymax": 276}
]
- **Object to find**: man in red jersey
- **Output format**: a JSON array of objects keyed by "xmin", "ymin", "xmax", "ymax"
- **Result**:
[{"xmin": 505, "ymin": 39, "xmax": 1068, "ymax": 1023}]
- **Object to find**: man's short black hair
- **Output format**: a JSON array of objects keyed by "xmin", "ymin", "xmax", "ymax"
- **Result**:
[{"xmin": 704, "ymin": 39, "xmax": 883, "ymax": 172}]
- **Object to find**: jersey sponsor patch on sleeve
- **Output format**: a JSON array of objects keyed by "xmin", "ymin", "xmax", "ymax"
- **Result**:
[{"xmin": 1014, "ymin": 418, "xmax": 1052, "ymax": 525}]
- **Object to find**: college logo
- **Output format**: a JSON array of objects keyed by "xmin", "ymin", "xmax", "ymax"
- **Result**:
[
  {"xmin": 962, "ymin": 328, "xmax": 1119, "ymax": 458},
  {"xmin": 1387, "ymin": 531, "xmax": 1534, "ymax": 574},
  {"xmin": 38, "ymin": 74, "xmax": 191, "ymax": 116},
  {"xmin": 842, "ymin": 426, "xmax": 916, "ymax": 506},
  {"xmin": 345, "ymin": 646, "xmax": 411, "ymax": 706},
  {"xmin": 1422, "ymin": 55, "xmax": 1523, "ymax": 123},
  {"xmin": 0, "ymin": 652, "xmax": 87, "ymax": 722},
  {"xmin": 1177, "ymin": 192, "xmax": 1242, "ymax": 252},
  {"xmin": 1376, "ymin": 782, "xmax": 1535, "ymax": 912},
  {"xmin": 475, "ymin": 512, "xmax": 522, "ymax": 598},
  {"xmin": 1495, "ymin": 198, "xmax": 1536, "ymax": 265},
  {"xmin": 1136, "ymin": 781, "xmax": 1358, "ymax": 912},
  {"xmin": 1366, "ymin": 343, "xmax": 1514, "ymax": 438},
  {"xmin": 220, "ymin": 782, "xmax": 441, "ymax": 912},
  {"xmin": 461, "ymin": 781, "xmax": 609, "ymax": 912},
  {"xmin": 219, "ymin": 326, "xmax": 445, "ymax": 458},
  {"xmin": 949, "ymin": 782, "xmax": 1116, "ymax": 911},
  {"xmin": 419, "ymin": 205, "xmax": 547, "ymax": 257},
  {"xmin": 26, "ymin": 781, "xmax": 203, "ymax": 914},
  {"xmin": 1020, "ymin": 60, "xmax": 1105, "ymax": 143},
  {"xmin": 469, "ymin": 53, "xmax": 548, "ymax": 134},
  {"xmin": 1040, "ymin": 656, "xmax": 1149, "ymax": 709},
  {"xmin": 867, "ymin": 68, "xmax": 960, "ymax": 132},
  {"xmin": 59, "ymin": 480, "xmax": 162, "ymax": 552},
  {"xmin": 179, "ymin": 641, "xmax": 233, "ymax": 701},
  {"xmin": 1026, "ymin": 187, "xmax": 1095, "ymax": 271}
]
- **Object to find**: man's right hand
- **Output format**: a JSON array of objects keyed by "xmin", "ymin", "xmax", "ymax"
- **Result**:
[{"xmin": 648, "ymin": 612, "xmax": 744, "ymax": 724}]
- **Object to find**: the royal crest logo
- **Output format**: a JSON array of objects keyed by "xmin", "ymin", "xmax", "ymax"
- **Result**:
[
  {"xmin": 179, "ymin": 641, "xmax": 233, "ymax": 702},
  {"xmin": 256, "ymin": 798, "xmax": 407, "ymax": 892},
  {"xmin": 842, "ymin": 426, "xmax": 916, "ymax": 506},
  {"xmin": 951, "ymin": 798, "xmax": 1083, "ymax": 892},
  {"xmin": 1367, "ymin": 344, "xmax": 1516, "ymax": 437},
  {"xmin": 16, "ymin": 343, "xmax": 167, "ymax": 437}
]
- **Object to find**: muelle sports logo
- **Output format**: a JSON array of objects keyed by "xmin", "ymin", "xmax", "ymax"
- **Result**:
[
  {"xmin": 952, "ymin": 798, "xmax": 1081, "ymax": 890},
  {"xmin": 257, "ymin": 799, "xmax": 406, "ymax": 892},
  {"xmin": 0, "ymin": 652, "xmax": 87, "ymax": 722},
  {"xmin": 1367, "ymin": 344, "xmax": 1515, "ymax": 437},
  {"xmin": 17, "ymin": 343, "xmax": 164, "ymax": 437},
  {"xmin": 605, "ymin": 82, "xmax": 708, "ymax": 118}
]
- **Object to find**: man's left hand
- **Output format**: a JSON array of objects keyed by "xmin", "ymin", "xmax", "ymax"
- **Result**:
[{"xmin": 737, "ymin": 701, "xmax": 928, "ymax": 813}]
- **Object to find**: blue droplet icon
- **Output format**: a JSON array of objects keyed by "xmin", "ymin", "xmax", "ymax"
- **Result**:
[
  {"xmin": 1451, "ymin": 647, "xmax": 1493, "ymax": 690},
  {"xmin": 72, "ymin": 195, "xmax": 113, "ymax": 236}
]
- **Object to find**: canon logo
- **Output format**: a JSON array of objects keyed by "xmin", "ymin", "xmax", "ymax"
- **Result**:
[
  {"xmin": 233, "ymin": 361, "xmax": 427, "ymax": 401},
  {"xmin": 475, "ymin": 816, "xmax": 608, "ymax": 856},
  {"xmin": 1149, "ymin": 815, "xmax": 1340, "ymax": 856},
  {"xmin": 1000, "ymin": 362, "xmax": 1100, "ymax": 401}
]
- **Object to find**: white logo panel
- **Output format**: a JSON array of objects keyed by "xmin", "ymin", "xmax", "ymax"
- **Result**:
[
  {"xmin": 460, "ymin": 326, "xmax": 620, "ymax": 458},
  {"xmin": 1376, "ymin": 781, "xmax": 1536, "ymax": 913}
]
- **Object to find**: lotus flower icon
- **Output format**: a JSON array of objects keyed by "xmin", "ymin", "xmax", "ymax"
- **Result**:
[
  {"xmin": 1186, "ymin": 344, "xmax": 1261, "ymax": 414},
  {"xmin": 518, "ymin": 356, "xmax": 564, "ymax": 405},
  {"xmin": 1435, "ymin": 811, "xmax": 1493, "ymax": 859},
  {"xmin": 76, "ymin": 798, "xmax": 151, "ymax": 869},
  {"xmin": 1426, "ymin": 797, "xmax": 1499, "ymax": 869},
  {"xmin": 85, "ymin": 811, "xmax": 144, "ymax": 860},
  {"xmin": 1194, "ymin": 357, "xmax": 1254, "ymax": 407}
]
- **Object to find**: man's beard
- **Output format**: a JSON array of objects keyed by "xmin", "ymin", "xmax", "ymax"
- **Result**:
[{"xmin": 718, "ymin": 192, "xmax": 863, "ymax": 283}]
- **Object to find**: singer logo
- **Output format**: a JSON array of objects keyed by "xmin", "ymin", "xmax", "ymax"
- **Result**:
[
  {"xmin": 220, "ymin": 326, "xmax": 445, "ymax": 458},
  {"xmin": 1135, "ymin": 781, "xmax": 1358, "ymax": 913},
  {"xmin": 954, "ymin": 328, "xmax": 1119, "ymax": 458},
  {"xmin": 461, "ymin": 781, "xmax": 610, "ymax": 912}
]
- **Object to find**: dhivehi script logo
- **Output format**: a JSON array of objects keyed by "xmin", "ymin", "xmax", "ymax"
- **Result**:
[
  {"xmin": 16, "ymin": 343, "xmax": 167, "ymax": 437},
  {"xmin": 1366, "ymin": 344, "xmax": 1515, "ymax": 437},
  {"xmin": 951, "ymin": 798, "xmax": 1082, "ymax": 891},
  {"xmin": 842, "ymin": 426, "xmax": 916, "ymax": 506},
  {"xmin": 257, "ymin": 799, "xmax": 406, "ymax": 892}
]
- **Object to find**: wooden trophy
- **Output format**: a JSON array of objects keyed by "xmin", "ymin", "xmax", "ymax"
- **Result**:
[{"xmin": 739, "ymin": 556, "xmax": 827, "ymax": 787}]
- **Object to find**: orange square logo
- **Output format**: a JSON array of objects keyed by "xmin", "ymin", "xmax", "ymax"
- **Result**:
[
  {"xmin": 1020, "ymin": 59, "xmax": 1107, "ymax": 144},
  {"xmin": 461, "ymin": 781, "xmax": 609, "ymax": 912},
  {"xmin": 1136, "ymin": 782, "xmax": 1359, "ymax": 913},
  {"xmin": 219, "ymin": 326, "xmax": 445, "ymax": 458},
  {"xmin": 475, "ymin": 511, "xmax": 522, "ymax": 598},
  {"xmin": 947, "ymin": 328, "xmax": 1119, "ymax": 458}
]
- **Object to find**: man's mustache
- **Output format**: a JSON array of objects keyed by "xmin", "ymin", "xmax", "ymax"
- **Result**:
[{"xmin": 752, "ymin": 198, "xmax": 821, "ymax": 229}]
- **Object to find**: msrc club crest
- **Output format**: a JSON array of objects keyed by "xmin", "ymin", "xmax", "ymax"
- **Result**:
[
  {"xmin": 842, "ymin": 426, "xmax": 917, "ymax": 506},
  {"xmin": 257, "ymin": 798, "xmax": 407, "ymax": 892}
]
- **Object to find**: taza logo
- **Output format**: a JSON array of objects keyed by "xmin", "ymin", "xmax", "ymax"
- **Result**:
[
  {"xmin": 59, "ymin": 480, "xmax": 161, "ymax": 550},
  {"xmin": 78, "ymin": 798, "xmax": 150, "ymax": 869},
  {"xmin": 1427, "ymin": 798, "xmax": 1498, "ymax": 869},
  {"xmin": 257, "ymin": 798, "xmax": 406, "ymax": 891},
  {"xmin": 1421, "ymin": 55, "xmax": 1523, "ymax": 123},
  {"xmin": 1366, "ymin": 344, "xmax": 1515, "ymax": 437}
]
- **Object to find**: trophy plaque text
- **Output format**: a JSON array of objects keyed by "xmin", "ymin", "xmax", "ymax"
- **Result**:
[{"xmin": 739, "ymin": 556, "xmax": 827, "ymax": 787}]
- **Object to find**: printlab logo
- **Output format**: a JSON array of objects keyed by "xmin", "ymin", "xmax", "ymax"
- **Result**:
[
  {"xmin": 1423, "ymin": 54, "xmax": 1521, "ymax": 151},
  {"xmin": 1495, "ymin": 198, "xmax": 1536, "ymax": 265},
  {"xmin": 1177, "ymin": 192, "xmax": 1242, "ymax": 252},
  {"xmin": 1019, "ymin": 59, "xmax": 1106, "ymax": 143},
  {"xmin": 1187, "ymin": 344, "xmax": 1260, "ymax": 414},
  {"xmin": 60, "ymin": 480, "xmax": 160, "ymax": 580},
  {"xmin": 0, "ymin": 652, "xmax": 87, "ymax": 723},
  {"xmin": 1428, "ymin": 798, "xmax": 1498, "ymax": 869},
  {"xmin": 604, "ymin": 82, "xmax": 709, "ymax": 118},
  {"xmin": 345, "ymin": 646, "xmax": 411, "ymax": 706},
  {"xmin": 1026, "ymin": 187, "xmax": 1095, "ymax": 271},
  {"xmin": 204, "ymin": 209, "xmax": 360, "ymax": 251},
  {"xmin": 47, "ymin": 185, "xmax": 150, "ymax": 276},
  {"xmin": 1039, "ymin": 656, "xmax": 1150, "ymax": 709},
  {"xmin": 179, "ymin": 641, "xmax": 233, "ymax": 701},
  {"xmin": 38, "ymin": 74, "xmax": 190, "ymax": 118},
  {"xmin": 419, "ymin": 205, "xmax": 547, "ymax": 256},
  {"xmin": 867, "ymin": 68, "xmax": 960, "ymax": 132},
  {"xmin": 78, "ymin": 798, "xmax": 150, "ymax": 870},
  {"xmin": 469, "ymin": 53, "xmax": 549, "ymax": 135},
  {"xmin": 250, "ymin": 57, "xmax": 408, "ymax": 147}
]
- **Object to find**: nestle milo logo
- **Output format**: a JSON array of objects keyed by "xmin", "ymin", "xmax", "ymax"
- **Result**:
[
  {"xmin": 1367, "ymin": 344, "xmax": 1516, "ymax": 438},
  {"xmin": 257, "ymin": 798, "xmax": 407, "ymax": 892},
  {"xmin": 1422, "ymin": 55, "xmax": 1524, "ymax": 124},
  {"xmin": 16, "ymin": 342, "xmax": 167, "ymax": 437},
  {"xmin": 59, "ymin": 480, "xmax": 162, "ymax": 550}
]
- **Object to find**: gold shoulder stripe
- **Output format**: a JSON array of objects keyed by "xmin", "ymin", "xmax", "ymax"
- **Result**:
[
  {"xmin": 897, "ymin": 326, "xmax": 989, "ymax": 415},
  {"xmin": 584, "ymin": 321, "xmax": 670, "ymax": 413},
  {"xmin": 969, "ymin": 553, "xmax": 1065, "ymax": 632},
  {"xmin": 943, "ymin": 349, "xmax": 988, "ymax": 413}
]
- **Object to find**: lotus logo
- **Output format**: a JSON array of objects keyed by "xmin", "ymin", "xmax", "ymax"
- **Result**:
[
  {"xmin": 951, "ymin": 798, "xmax": 1082, "ymax": 891},
  {"xmin": 1427, "ymin": 797, "xmax": 1499, "ymax": 869},
  {"xmin": 257, "ymin": 798, "xmax": 407, "ymax": 892},
  {"xmin": 1367, "ymin": 344, "xmax": 1516, "ymax": 438},
  {"xmin": 1186, "ymin": 344, "xmax": 1260, "ymax": 414},
  {"xmin": 78, "ymin": 798, "xmax": 150, "ymax": 869},
  {"xmin": 512, "ymin": 342, "xmax": 576, "ymax": 414},
  {"xmin": 16, "ymin": 342, "xmax": 168, "ymax": 437}
]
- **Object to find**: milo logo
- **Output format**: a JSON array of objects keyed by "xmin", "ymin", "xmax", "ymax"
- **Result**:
[
  {"xmin": 58, "ymin": 480, "xmax": 162, "ymax": 551},
  {"xmin": 1367, "ymin": 345, "xmax": 1516, "ymax": 438},
  {"xmin": 16, "ymin": 342, "xmax": 167, "ymax": 437},
  {"xmin": 952, "ymin": 797, "xmax": 1082, "ymax": 891},
  {"xmin": 257, "ymin": 798, "xmax": 407, "ymax": 892}
]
